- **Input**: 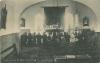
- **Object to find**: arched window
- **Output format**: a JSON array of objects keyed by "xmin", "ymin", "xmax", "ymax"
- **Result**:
[
  {"xmin": 83, "ymin": 16, "xmax": 89, "ymax": 26},
  {"xmin": 20, "ymin": 18, "xmax": 25, "ymax": 27}
]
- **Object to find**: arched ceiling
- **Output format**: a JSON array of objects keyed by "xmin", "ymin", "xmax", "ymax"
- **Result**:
[{"xmin": 17, "ymin": 0, "xmax": 99, "ymax": 18}]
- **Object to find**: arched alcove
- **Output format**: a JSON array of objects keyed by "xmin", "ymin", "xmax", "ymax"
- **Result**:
[
  {"xmin": 19, "ymin": 0, "xmax": 97, "ymax": 33},
  {"xmin": 74, "ymin": 1, "xmax": 97, "ymax": 30}
]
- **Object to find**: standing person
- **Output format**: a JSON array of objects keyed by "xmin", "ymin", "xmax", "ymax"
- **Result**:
[
  {"xmin": 27, "ymin": 32, "xmax": 33, "ymax": 47},
  {"xmin": 32, "ymin": 32, "xmax": 36, "ymax": 46},
  {"xmin": 36, "ymin": 33, "xmax": 42, "ymax": 46},
  {"xmin": 64, "ymin": 32, "xmax": 68, "ymax": 42},
  {"xmin": 43, "ymin": 33, "xmax": 48, "ymax": 47},
  {"xmin": 66, "ymin": 33, "xmax": 70, "ymax": 44},
  {"xmin": 52, "ymin": 32, "xmax": 56, "ymax": 41},
  {"xmin": 20, "ymin": 32, "xmax": 27, "ymax": 47}
]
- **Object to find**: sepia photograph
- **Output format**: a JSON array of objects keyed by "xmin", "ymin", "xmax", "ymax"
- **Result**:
[{"xmin": 0, "ymin": 0, "xmax": 100, "ymax": 63}]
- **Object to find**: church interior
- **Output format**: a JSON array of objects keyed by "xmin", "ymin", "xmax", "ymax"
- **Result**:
[{"xmin": 0, "ymin": 0, "xmax": 100, "ymax": 63}]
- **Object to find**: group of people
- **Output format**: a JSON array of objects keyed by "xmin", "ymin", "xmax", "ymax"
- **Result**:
[
  {"xmin": 20, "ymin": 29, "xmax": 96, "ymax": 55},
  {"xmin": 20, "ymin": 31, "xmax": 71, "ymax": 47},
  {"xmin": 20, "ymin": 29, "xmax": 95, "ymax": 52}
]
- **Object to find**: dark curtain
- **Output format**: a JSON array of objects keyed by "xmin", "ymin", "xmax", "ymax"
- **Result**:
[{"xmin": 44, "ymin": 7, "xmax": 65, "ymax": 26}]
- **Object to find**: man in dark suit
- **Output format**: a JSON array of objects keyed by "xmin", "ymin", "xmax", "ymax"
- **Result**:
[
  {"xmin": 21, "ymin": 32, "xmax": 27, "ymax": 47},
  {"xmin": 27, "ymin": 32, "xmax": 33, "ymax": 47},
  {"xmin": 32, "ymin": 32, "xmax": 36, "ymax": 46}
]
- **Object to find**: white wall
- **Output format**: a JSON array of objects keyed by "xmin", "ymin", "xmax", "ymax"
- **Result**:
[
  {"xmin": 74, "ymin": 0, "xmax": 100, "ymax": 32},
  {"xmin": 0, "ymin": 0, "xmax": 15, "ymax": 36},
  {"xmin": 75, "ymin": 2, "xmax": 97, "ymax": 30},
  {"xmin": 20, "ymin": 2, "xmax": 45, "ymax": 33}
]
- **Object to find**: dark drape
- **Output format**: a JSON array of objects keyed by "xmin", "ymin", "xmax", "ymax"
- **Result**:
[{"xmin": 44, "ymin": 7, "xmax": 65, "ymax": 26}]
